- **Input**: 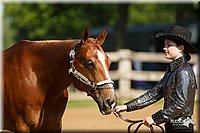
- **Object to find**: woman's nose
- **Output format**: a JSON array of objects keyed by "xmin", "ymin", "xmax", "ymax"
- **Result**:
[{"xmin": 163, "ymin": 47, "xmax": 166, "ymax": 51}]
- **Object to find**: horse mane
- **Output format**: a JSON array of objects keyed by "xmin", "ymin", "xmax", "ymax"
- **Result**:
[
  {"xmin": 11, "ymin": 39, "xmax": 81, "ymax": 65},
  {"xmin": 17, "ymin": 39, "xmax": 81, "ymax": 53},
  {"xmin": 20, "ymin": 39, "xmax": 80, "ymax": 45}
]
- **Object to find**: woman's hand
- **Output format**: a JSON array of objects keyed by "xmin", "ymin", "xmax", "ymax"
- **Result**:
[
  {"xmin": 113, "ymin": 105, "xmax": 127, "ymax": 117},
  {"xmin": 143, "ymin": 116, "xmax": 154, "ymax": 127}
]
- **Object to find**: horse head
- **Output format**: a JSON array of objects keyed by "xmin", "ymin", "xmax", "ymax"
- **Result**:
[{"xmin": 69, "ymin": 27, "xmax": 117, "ymax": 115}]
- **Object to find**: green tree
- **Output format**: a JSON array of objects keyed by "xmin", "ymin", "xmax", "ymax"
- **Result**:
[
  {"xmin": 128, "ymin": 4, "xmax": 177, "ymax": 24},
  {"xmin": 3, "ymin": 4, "xmax": 117, "ymax": 49},
  {"xmin": 3, "ymin": 17, "xmax": 17, "ymax": 49},
  {"xmin": 115, "ymin": 4, "xmax": 129, "ymax": 50}
]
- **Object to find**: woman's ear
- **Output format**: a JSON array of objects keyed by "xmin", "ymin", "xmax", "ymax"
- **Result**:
[{"xmin": 178, "ymin": 45, "xmax": 185, "ymax": 52}]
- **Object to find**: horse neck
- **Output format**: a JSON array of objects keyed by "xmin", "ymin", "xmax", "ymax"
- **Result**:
[{"xmin": 32, "ymin": 40, "xmax": 78, "ymax": 94}]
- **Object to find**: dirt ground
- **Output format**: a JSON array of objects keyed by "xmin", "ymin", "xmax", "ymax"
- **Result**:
[{"xmin": 62, "ymin": 102, "xmax": 199, "ymax": 132}]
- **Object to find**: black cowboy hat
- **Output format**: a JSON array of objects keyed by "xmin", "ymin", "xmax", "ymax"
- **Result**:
[{"xmin": 155, "ymin": 25, "xmax": 196, "ymax": 51}]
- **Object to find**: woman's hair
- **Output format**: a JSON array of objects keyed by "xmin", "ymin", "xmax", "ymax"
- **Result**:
[
  {"xmin": 184, "ymin": 53, "xmax": 191, "ymax": 61},
  {"xmin": 171, "ymin": 39, "xmax": 191, "ymax": 61}
]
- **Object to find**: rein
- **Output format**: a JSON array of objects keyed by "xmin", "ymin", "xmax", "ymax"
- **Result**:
[
  {"xmin": 117, "ymin": 113, "xmax": 164, "ymax": 133},
  {"xmin": 68, "ymin": 42, "xmax": 114, "ymax": 95}
]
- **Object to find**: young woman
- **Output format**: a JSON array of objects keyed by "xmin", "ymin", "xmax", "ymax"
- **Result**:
[{"xmin": 113, "ymin": 25, "xmax": 198, "ymax": 133}]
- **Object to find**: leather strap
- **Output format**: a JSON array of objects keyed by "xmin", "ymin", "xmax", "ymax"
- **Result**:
[{"xmin": 118, "ymin": 113, "xmax": 164, "ymax": 133}]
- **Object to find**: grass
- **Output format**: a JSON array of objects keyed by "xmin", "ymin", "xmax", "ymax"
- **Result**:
[
  {"xmin": 66, "ymin": 98, "xmax": 164, "ymax": 109},
  {"xmin": 67, "ymin": 100, "xmax": 97, "ymax": 108}
]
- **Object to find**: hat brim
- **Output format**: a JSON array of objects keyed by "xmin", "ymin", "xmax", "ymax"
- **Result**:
[{"xmin": 155, "ymin": 32, "xmax": 196, "ymax": 51}]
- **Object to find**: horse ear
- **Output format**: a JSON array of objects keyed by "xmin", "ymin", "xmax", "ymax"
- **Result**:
[
  {"xmin": 96, "ymin": 27, "xmax": 109, "ymax": 45},
  {"xmin": 81, "ymin": 27, "xmax": 89, "ymax": 45}
]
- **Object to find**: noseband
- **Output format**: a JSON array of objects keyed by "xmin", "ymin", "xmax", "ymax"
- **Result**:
[{"xmin": 68, "ymin": 42, "xmax": 114, "ymax": 95}]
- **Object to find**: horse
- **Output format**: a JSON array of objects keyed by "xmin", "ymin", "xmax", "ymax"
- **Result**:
[{"xmin": 3, "ymin": 27, "xmax": 117, "ymax": 132}]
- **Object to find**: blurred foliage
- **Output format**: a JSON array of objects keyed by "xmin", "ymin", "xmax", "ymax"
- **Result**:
[
  {"xmin": 3, "ymin": 3, "xmax": 198, "ymax": 49},
  {"xmin": 3, "ymin": 4, "xmax": 117, "ymax": 49},
  {"xmin": 128, "ymin": 4, "xmax": 176, "ymax": 24},
  {"xmin": 3, "ymin": 17, "xmax": 17, "ymax": 49}
]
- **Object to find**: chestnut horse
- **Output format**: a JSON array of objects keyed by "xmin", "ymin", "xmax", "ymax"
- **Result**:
[{"xmin": 3, "ymin": 28, "xmax": 117, "ymax": 132}]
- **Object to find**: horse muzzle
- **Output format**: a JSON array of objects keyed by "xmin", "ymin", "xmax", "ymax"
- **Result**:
[
  {"xmin": 100, "ymin": 99, "xmax": 117, "ymax": 115},
  {"xmin": 97, "ymin": 88, "xmax": 117, "ymax": 115}
]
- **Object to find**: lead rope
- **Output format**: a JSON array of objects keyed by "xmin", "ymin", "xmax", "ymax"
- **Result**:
[{"xmin": 117, "ymin": 113, "xmax": 164, "ymax": 133}]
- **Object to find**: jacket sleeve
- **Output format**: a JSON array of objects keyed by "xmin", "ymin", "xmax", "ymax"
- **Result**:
[
  {"xmin": 124, "ymin": 73, "xmax": 167, "ymax": 112},
  {"xmin": 152, "ymin": 69, "xmax": 195, "ymax": 124}
]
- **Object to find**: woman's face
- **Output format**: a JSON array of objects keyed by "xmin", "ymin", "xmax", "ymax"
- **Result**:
[{"xmin": 163, "ymin": 39, "xmax": 184, "ymax": 60}]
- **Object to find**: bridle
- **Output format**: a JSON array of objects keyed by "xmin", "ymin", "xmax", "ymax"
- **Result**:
[
  {"xmin": 117, "ymin": 113, "xmax": 164, "ymax": 133},
  {"xmin": 68, "ymin": 42, "xmax": 114, "ymax": 95}
]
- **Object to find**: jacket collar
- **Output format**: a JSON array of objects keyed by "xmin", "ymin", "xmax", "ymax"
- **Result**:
[{"xmin": 169, "ymin": 56, "xmax": 186, "ymax": 71}]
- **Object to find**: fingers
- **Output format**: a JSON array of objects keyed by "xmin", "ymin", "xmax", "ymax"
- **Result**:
[
  {"xmin": 113, "ymin": 110, "xmax": 119, "ymax": 118},
  {"xmin": 143, "ymin": 119, "xmax": 151, "ymax": 127},
  {"xmin": 113, "ymin": 107, "xmax": 122, "ymax": 113},
  {"xmin": 113, "ymin": 107, "xmax": 121, "ymax": 117},
  {"xmin": 113, "ymin": 105, "xmax": 127, "ymax": 118},
  {"xmin": 143, "ymin": 116, "xmax": 154, "ymax": 127},
  {"xmin": 114, "ymin": 105, "xmax": 127, "ymax": 113}
]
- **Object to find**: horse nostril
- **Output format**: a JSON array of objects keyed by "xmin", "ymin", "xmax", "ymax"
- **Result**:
[
  {"xmin": 106, "ymin": 99, "xmax": 111, "ymax": 105},
  {"xmin": 103, "ymin": 99, "xmax": 110, "ymax": 108},
  {"xmin": 106, "ymin": 99, "xmax": 115, "ymax": 108}
]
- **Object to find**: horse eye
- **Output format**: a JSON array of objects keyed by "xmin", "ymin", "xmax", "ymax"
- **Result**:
[{"xmin": 86, "ymin": 61, "xmax": 95, "ymax": 69}]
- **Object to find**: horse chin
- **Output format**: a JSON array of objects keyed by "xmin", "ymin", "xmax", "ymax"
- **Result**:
[
  {"xmin": 100, "ymin": 108, "xmax": 112, "ymax": 115},
  {"xmin": 99, "ymin": 102, "xmax": 117, "ymax": 115},
  {"xmin": 97, "ymin": 102, "xmax": 111, "ymax": 115},
  {"xmin": 89, "ymin": 89, "xmax": 117, "ymax": 115}
]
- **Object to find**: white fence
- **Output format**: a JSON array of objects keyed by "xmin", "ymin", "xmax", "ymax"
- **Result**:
[{"xmin": 106, "ymin": 49, "xmax": 198, "ymax": 97}]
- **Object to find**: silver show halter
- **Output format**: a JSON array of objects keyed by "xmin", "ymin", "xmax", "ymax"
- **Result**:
[{"xmin": 68, "ymin": 43, "xmax": 114, "ymax": 94}]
